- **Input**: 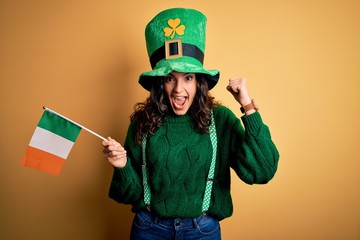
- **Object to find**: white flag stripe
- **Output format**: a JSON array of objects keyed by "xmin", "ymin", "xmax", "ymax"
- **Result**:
[{"xmin": 29, "ymin": 127, "xmax": 75, "ymax": 159}]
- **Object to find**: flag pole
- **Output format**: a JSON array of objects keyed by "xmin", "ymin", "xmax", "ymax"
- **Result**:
[{"xmin": 43, "ymin": 106, "xmax": 107, "ymax": 141}]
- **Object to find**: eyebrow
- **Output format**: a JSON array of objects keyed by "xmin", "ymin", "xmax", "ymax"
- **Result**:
[{"xmin": 165, "ymin": 72, "xmax": 194, "ymax": 79}]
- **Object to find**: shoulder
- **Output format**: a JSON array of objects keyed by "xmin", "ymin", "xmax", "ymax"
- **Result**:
[
  {"xmin": 212, "ymin": 104, "xmax": 239, "ymax": 125},
  {"xmin": 213, "ymin": 104, "xmax": 236, "ymax": 118},
  {"xmin": 211, "ymin": 105, "xmax": 244, "ymax": 138}
]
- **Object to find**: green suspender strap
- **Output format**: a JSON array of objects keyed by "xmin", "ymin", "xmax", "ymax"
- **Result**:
[
  {"xmin": 201, "ymin": 111, "xmax": 217, "ymax": 212},
  {"xmin": 141, "ymin": 110, "xmax": 217, "ymax": 213},
  {"xmin": 141, "ymin": 136, "xmax": 151, "ymax": 208}
]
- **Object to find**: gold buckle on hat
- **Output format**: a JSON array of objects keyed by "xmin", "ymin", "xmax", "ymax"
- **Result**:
[{"xmin": 165, "ymin": 39, "xmax": 183, "ymax": 60}]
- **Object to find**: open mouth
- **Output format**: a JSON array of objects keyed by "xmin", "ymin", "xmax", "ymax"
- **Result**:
[{"xmin": 172, "ymin": 96, "xmax": 187, "ymax": 109}]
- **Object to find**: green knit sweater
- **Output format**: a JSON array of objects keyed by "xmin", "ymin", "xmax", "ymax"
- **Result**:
[{"xmin": 108, "ymin": 105, "xmax": 279, "ymax": 220}]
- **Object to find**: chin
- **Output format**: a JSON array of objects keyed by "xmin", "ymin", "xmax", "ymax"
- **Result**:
[
  {"xmin": 172, "ymin": 110, "xmax": 188, "ymax": 115},
  {"xmin": 171, "ymin": 106, "xmax": 189, "ymax": 116}
]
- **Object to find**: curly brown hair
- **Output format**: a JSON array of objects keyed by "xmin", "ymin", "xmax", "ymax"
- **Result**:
[{"xmin": 131, "ymin": 73, "xmax": 219, "ymax": 144}]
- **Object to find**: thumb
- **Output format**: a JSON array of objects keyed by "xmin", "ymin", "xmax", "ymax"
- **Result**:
[{"xmin": 226, "ymin": 85, "xmax": 233, "ymax": 92}]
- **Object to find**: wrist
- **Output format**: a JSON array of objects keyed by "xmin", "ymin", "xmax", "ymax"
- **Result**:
[
  {"xmin": 244, "ymin": 109, "xmax": 256, "ymax": 115},
  {"xmin": 240, "ymin": 99, "xmax": 251, "ymax": 107},
  {"xmin": 240, "ymin": 99, "xmax": 259, "ymax": 114}
]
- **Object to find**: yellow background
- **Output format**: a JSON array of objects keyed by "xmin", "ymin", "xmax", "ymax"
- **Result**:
[{"xmin": 1, "ymin": 0, "xmax": 359, "ymax": 239}]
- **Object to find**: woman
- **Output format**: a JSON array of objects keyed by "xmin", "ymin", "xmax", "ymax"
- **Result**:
[{"xmin": 103, "ymin": 8, "xmax": 279, "ymax": 240}]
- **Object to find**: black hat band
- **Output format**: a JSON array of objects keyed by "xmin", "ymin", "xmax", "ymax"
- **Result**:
[{"xmin": 150, "ymin": 40, "xmax": 204, "ymax": 69}]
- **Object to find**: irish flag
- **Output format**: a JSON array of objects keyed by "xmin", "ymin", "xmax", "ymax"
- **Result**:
[{"xmin": 22, "ymin": 109, "xmax": 81, "ymax": 175}]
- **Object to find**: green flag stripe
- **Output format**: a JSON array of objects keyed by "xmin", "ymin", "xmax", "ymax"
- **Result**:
[{"xmin": 38, "ymin": 110, "xmax": 81, "ymax": 142}]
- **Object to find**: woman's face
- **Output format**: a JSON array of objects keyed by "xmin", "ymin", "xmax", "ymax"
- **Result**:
[{"xmin": 163, "ymin": 71, "xmax": 197, "ymax": 115}]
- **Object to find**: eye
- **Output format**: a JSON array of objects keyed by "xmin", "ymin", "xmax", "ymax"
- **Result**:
[
  {"xmin": 185, "ymin": 74, "xmax": 195, "ymax": 81},
  {"xmin": 163, "ymin": 75, "xmax": 174, "ymax": 83}
]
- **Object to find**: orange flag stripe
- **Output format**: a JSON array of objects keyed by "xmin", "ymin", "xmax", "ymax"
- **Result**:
[{"xmin": 22, "ymin": 146, "xmax": 65, "ymax": 176}]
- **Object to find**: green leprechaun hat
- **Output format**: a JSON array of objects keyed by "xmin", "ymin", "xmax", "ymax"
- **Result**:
[{"xmin": 139, "ymin": 8, "xmax": 220, "ymax": 91}]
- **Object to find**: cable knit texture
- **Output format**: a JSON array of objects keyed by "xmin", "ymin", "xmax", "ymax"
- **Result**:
[{"xmin": 109, "ymin": 105, "xmax": 279, "ymax": 220}]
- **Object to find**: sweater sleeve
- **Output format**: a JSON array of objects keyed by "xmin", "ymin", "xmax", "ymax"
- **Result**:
[
  {"xmin": 216, "ymin": 106, "xmax": 279, "ymax": 184},
  {"xmin": 108, "ymin": 122, "xmax": 143, "ymax": 205}
]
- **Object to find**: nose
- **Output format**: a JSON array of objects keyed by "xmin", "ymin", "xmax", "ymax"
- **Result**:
[{"xmin": 173, "ymin": 79, "xmax": 184, "ymax": 92}]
